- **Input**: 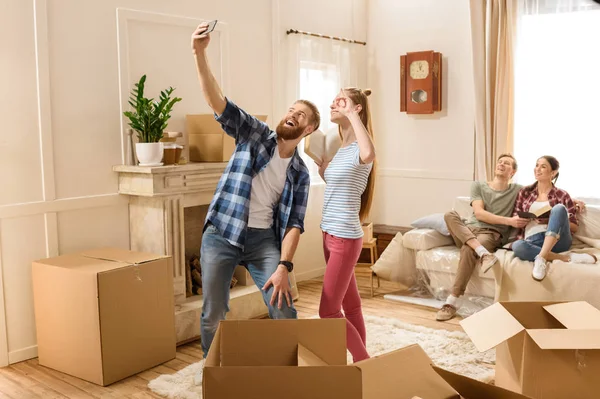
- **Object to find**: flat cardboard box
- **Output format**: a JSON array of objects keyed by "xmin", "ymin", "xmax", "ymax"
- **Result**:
[
  {"xmin": 32, "ymin": 248, "xmax": 176, "ymax": 386},
  {"xmin": 202, "ymin": 318, "xmax": 532, "ymax": 399},
  {"xmin": 186, "ymin": 114, "xmax": 268, "ymax": 162},
  {"xmin": 460, "ymin": 301, "xmax": 600, "ymax": 399}
]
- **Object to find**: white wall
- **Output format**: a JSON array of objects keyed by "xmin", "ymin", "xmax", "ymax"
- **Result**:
[
  {"xmin": 367, "ymin": 0, "xmax": 475, "ymax": 226},
  {"xmin": 275, "ymin": 0, "xmax": 368, "ymax": 281}
]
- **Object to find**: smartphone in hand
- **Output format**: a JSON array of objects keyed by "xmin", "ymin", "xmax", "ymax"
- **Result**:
[{"xmin": 201, "ymin": 20, "xmax": 218, "ymax": 35}]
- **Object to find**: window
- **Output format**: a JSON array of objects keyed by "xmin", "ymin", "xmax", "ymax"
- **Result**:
[
  {"xmin": 297, "ymin": 61, "xmax": 340, "ymax": 180},
  {"xmin": 514, "ymin": 1, "xmax": 600, "ymax": 200},
  {"xmin": 284, "ymin": 34, "xmax": 363, "ymax": 181}
]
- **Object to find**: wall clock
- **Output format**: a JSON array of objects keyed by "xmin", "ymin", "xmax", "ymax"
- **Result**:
[{"xmin": 400, "ymin": 50, "xmax": 442, "ymax": 114}]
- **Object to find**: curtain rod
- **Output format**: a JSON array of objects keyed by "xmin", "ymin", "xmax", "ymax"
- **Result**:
[{"xmin": 286, "ymin": 29, "xmax": 366, "ymax": 46}]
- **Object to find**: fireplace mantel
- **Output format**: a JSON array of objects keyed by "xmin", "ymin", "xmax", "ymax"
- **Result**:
[
  {"xmin": 113, "ymin": 162, "xmax": 268, "ymax": 344},
  {"xmin": 114, "ymin": 162, "xmax": 227, "ymax": 200}
]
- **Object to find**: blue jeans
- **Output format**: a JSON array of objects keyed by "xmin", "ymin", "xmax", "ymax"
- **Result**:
[
  {"xmin": 512, "ymin": 204, "xmax": 572, "ymax": 261},
  {"xmin": 199, "ymin": 224, "xmax": 297, "ymax": 357}
]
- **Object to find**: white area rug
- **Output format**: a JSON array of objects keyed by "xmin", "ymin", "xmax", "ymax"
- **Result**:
[{"xmin": 148, "ymin": 315, "xmax": 495, "ymax": 399}]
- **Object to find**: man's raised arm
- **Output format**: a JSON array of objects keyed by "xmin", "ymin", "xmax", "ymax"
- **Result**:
[{"xmin": 191, "ymin": 24, "xmax": 226, "ymax": 115}]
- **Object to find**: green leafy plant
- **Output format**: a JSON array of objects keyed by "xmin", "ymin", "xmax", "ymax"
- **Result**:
[{"xmin": 123, "ymin": 75, "xmax": 182, "ymax": 143}]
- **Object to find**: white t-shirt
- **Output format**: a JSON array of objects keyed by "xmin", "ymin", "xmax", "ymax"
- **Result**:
[
  {"xmin": 524, "ymin": 201, "xmax": 550, "ymax": 238},
  {"xmin": 321, "ymin": 142, "xmax": 372, "ymax": 239},
  {"xmin": 247, "ymin": 145, "xmax": 292, "ymax": 229}
]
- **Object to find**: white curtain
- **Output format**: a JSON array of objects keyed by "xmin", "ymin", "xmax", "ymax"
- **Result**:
[
  {"xmin": 513, "ymin": 0, "xmax": 600, "ymax": 199},
  {"xmin": 283, "ymin": 34, "xmax": 366, "ymax": 175},
  {"xmin": 470, "ymin": 0, "xmax": 518, "ymax": 181}
]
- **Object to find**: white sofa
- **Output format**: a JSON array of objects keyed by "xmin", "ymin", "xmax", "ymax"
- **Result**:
[{"xmin": 375, "ymin": 197, "xmax": 600, "ymax": 311}]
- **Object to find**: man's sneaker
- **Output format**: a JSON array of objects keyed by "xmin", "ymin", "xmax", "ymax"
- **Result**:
[
  {"xmin": 532, "ymin": 255, "xmax": 548, "ymax": 281},
  {"xmin": 480, "ymin": 253, "xmax": 499, "ymax": 274},
  {"xmin": 436, "ymin": 304, "xmax": 457, "ymax": 321}
]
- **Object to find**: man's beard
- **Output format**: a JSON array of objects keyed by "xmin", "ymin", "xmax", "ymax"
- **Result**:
[{"xmin": 275, "ymin": 120, "xmax": 305, "ymax": 140}]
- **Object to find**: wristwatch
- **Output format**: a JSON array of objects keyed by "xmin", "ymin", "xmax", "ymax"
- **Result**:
[{"xmin": 278, "ymin": 260, "xmax": 294, "ymax": 273}]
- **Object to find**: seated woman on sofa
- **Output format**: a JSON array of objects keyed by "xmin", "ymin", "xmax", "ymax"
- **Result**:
[{"xmin": 512, "ymin": 155, "xmax": 596, "ymax": 281}]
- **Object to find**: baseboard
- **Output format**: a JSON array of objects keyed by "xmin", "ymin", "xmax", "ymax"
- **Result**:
[
  {"xmin": 295, "ymin": 267, "xmax": 325, "ymax": 282},
  {"xmin": 9, "ymin": 345, "xmax": 38, "ymax": 364}
]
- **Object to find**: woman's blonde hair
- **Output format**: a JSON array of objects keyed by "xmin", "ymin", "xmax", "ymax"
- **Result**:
[{"xmin": 339, "ymin": 87, "xmax": 376, "ymax": 222}]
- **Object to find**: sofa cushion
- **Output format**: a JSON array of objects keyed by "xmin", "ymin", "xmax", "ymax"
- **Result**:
[
  {"xmin": 577, "ymin": 204, "xmax": 600, "ymax": 240},
  {"xmin": 453, "ymin": 196, "xmax": 473, "ymax": 220},
  {"xmin": 410, "ymin": 213, "xmax": 450, "ymax": 236},
  {"xmin": 370, "ymin": 233, "xmax": 417, "ymax": 287},
  {"xmin": 403, "ymin": 228, "xmax": 454, "ymax": 251}
]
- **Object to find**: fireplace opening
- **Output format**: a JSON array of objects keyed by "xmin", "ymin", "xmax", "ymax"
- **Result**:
[
  {"xmin": 184, "ymin": 205, "xmax": 207, "ymax": 297},
  {"xmin": 183, "ymin": 205, "xmax": 251, "ymax": 297}
]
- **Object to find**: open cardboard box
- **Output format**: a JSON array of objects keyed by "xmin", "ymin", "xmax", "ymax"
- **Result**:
[
  {"xmin": 202, "ymin": 319, "xmax": 532, "ymax": 398},
  {"xmin": 186, "ymin": 114, "xmax": 268, "ymax": 162},
  {"xmin": 460, "ymin": 301, "xmax": 600, "ymax": 399}
]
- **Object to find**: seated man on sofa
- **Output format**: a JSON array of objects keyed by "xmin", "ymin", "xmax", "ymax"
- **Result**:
[{"xmin": 436, "ymin": 154, "xmax": 528, "ymax": 321}]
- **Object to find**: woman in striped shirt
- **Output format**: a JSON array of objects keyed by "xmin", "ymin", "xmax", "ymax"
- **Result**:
[{"xmin": 315, "ymin": 88, "xmax": 376, "ymax": 362}]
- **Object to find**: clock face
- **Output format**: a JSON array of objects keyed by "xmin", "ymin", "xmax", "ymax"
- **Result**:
[{"xmin": 409, "ymin": 60, "xmax": 429, "ymax": 79}]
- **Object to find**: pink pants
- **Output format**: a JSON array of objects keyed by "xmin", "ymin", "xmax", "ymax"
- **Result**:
[{"xmin": 319, "ymin": 232, "xmax": 369, "ymax": 362}]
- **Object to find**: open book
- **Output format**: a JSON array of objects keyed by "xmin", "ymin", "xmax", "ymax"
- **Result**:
[
  {"xmin": 303, "ymin": 128, "xmax": 342, "ymax": 164},
  {"xmin": 517, "ymin": 204, "xmax": 552, "ymax": 219}
]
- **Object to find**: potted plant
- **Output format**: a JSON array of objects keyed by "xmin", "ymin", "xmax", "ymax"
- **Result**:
[{"xmin": 123, "ymin": 75, "xmax": 182, "ymax": 166}]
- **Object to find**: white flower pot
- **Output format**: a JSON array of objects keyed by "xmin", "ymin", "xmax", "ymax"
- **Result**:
[{"xmin": 136, "ymin": 142, "xmax": 164, "ymax": 166}]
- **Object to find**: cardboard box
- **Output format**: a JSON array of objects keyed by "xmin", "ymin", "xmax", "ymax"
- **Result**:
[
  {"xmin": 32, "ymin": 248, "xmax": 176, "ymax": 386},
  {"xmin": 460, "ymin": 301, "xmax": 600, "ymax": 399},
  {"xmin": 202, "ymin": 318, "xmax": 532, "ymax": 398},
  {"xmin": 186, "ymin": 114, "xmax": 268, "ymax": 162},
  {"xmin": 233, "ymin": 265, "xmax": 254, "ymax": 286},
  {"xmin": 362, "ymin": 222, "xmax": 373, "ymax": 241}
]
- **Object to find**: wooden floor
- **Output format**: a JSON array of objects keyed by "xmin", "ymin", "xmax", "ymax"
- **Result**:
[{"xmin": 0, "ymin": 277, "xmax": 462, "ymax": 398}]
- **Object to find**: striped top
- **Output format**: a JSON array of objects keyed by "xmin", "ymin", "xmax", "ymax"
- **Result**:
[{"xmin": 321, "ymin": 142, "xmax": 373, "ymax": 239}]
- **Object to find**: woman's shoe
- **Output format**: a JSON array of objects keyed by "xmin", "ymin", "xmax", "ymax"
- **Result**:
[{"xmin": 532, "ymin": 255, "xmax": 548, "ymax": 281}]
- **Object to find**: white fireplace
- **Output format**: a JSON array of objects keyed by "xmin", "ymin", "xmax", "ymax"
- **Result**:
[{"xmin": 113, "ymin": 162, "xmax": 269, "ymax": 344}]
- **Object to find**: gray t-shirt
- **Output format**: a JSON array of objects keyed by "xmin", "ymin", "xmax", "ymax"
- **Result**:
[{"xmin": 466, "ymin": 181, "xmax": 522, "ymax": 239}]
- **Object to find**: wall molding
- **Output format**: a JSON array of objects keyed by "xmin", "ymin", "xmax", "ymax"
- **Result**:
[
  {"xmin": 378, "ymin": 167, "xmax": 474, "ymax": 182},
  {"xmin": 0, "ymin": 0, "xmax": 55, "ymax": 367},
  {"xmin": 0, "ymin": 222, "xmax": 8, "ymax": 367},
  {"xmin": 271, "ymin": 0, "xmax": 281, "ymax": 121},
  {"xmin": 116, "ymin": 8, "xmax": 231, "ymax": 165},
  {"xmin": 32, "ymin": 0, "xmax": 59, "ymax": 260},
  {"xmin": 0, "ymin": 194, "xmax": 129, "ymax": 220},
  {"xmin": 33, "ymin": 0, "xmax": 56, "ymax": 204}
]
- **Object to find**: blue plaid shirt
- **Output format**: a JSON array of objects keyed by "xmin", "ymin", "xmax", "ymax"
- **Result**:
[{"xmin": 205, "ymin": 99, "xmax": 310, "ymax": 250}]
